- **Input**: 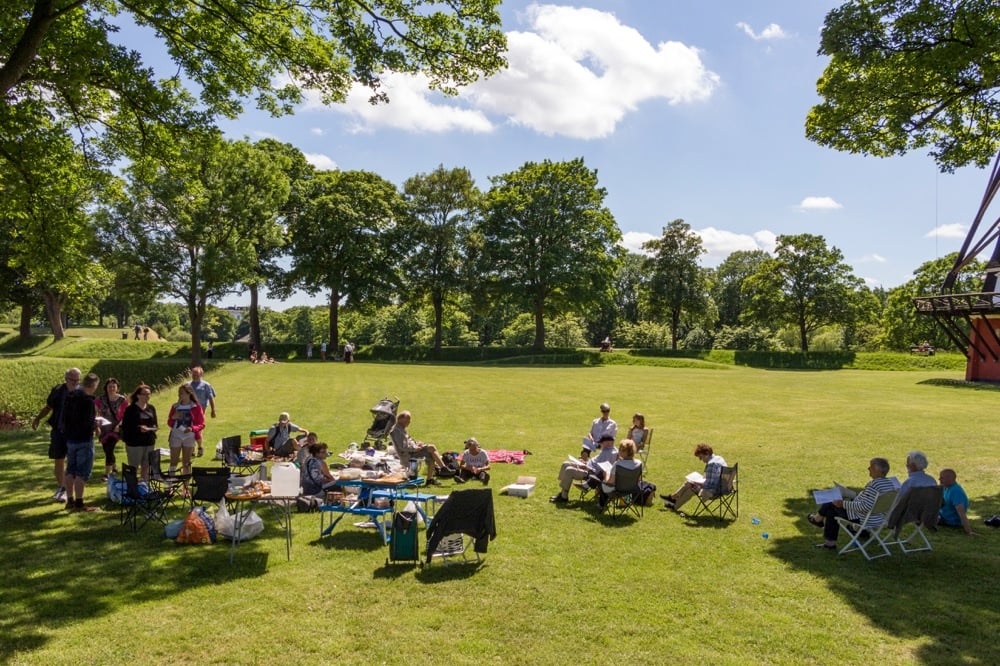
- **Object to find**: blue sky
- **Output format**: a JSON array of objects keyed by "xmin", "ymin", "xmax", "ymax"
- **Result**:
[{"xmin": 139, "ymin": 2, "xmax": 989, "ymax": 307}]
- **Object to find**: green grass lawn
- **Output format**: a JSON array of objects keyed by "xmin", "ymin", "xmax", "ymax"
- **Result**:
[{"xmin": 1, "ymin": 360, "xmax": 998, "ymax": 665}]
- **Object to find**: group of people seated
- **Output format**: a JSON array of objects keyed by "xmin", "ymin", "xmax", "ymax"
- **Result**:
[
  {"xmin": 549, "ymin": 403, "xmax": 654, "ymax": 506},
  {"xmin": 806, "ymin": 450, "xmax": 976, "ymax": 549},
  {"xmin": 249, "ymin": 351, "xmax": 278, "ymax": 364}
]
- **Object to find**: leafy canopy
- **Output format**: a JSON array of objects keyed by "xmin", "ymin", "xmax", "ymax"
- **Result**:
[{"xmin": 807, "ymin": 0, "xmax": 1000, "ymax": 171}]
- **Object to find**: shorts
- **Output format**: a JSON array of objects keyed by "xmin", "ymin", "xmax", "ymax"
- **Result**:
[
  {"xmin": 48, "ymin": 428, "xmax": 68, "ymax": 460},
  {"xmin": 274, "ymin": 440, "xmax": 296, "ymax": 457},
  {"xmin": 65, "ymin": 440, "xmax": 95, "ymax": 480},
  {"xmin": 168, "ymin": 429, "xmax": 197, "ymax": 449},
  {"xmin": 126, "ymin": 444, "xmax": 153, "ymax": 468}
]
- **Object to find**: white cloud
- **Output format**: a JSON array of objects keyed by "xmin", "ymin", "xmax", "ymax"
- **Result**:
[
  {"xmin": 736, "ymin": 22, "xmax": 788, "ymax": 41},
  {"xmin": 754, "ymin": 230, "xmax": 777, "ymax": 253},
  {"xmin": 697, "ymin": 227, "xmax": 772, "ymax": 262},
  {"xmin": 305, "ymin": 72, "xmax": 494, "ymax": 134},
  {"xmin": 862, "ymin": 276, "xmax": 882, "ymax": 288},
  {"xmin": 925, "ymin": 223, "xmax": 967, "ymax": 239},
  {"xmin": 798, "ymin": 196, "xmax": 843, "ymax": 211},
  {"xmin": 466, "ymin": 5, "xmax": 720, "ymax": 138},
  {"xmin": 300, "ymin": 5, "xmax": 718, "ymax": 139},
  {"xmin": 857, "ymin": 253, "xmax": 887, "ymax": 263},
  {"xmin": 620, "ymin": 231, "xmax": 657, "ymax": 255},
  {"xmin": 304, "ymin": 153, "xmax": 337, "ymax": 171},
  {"xmin": 310, "ymin": 128, "xmax": 325, "ymax": 136}
]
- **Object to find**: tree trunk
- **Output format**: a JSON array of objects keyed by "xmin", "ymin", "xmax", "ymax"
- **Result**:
[
  {"xmin": 328, "ymin": 289, "xmax": 341, "ymax": 352},
  {"xmin": 670, "ymin": 308, "xmax": 681, "ymax": 350},
  {"xmin": 0, "ymin": 0, "xmax": 60, "ymax": 95},
  {"xmin": 533, "ymin": 298, "xmax": 545, "ymax": 350},
  {"xmin": 249, "ymin": 283, "xmax": 262, "ymax": 353},
  {"xmin": 189, "ymin": 300, "xmax": 205, "ymax": 367},
  {"xmin": 432, "ymin": 291, "xmax": 444, "ymax": 352},
  {"xmin": 799, "ymin": 317, "xmax": 809, "ymax": 352},
  {"xmin": 18, "ymin": 302, "xmax": 32, "ymax": 338},
  {"xmin": 41, "ymin": 289, "xmax": 65, "ymax": 340}
]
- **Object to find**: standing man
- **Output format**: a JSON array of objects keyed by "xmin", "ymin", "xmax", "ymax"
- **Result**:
[
  {"xmin": 586, "ymin": 403, "xmax": 617, "ymax": 447},
  {"xmin": 188, "ymin": 366, "xmax": 216, "ymax": 457},
  {"xmin": 320, "ymin": 340, "xmax": 327, "ymax": 361},
  {"xmin": 62, "ymin": 372, "xmax": 101, "ymax": 512},
  {"xmin": 938, "ymin": 469, "xmax": 976, "ymax": 536},
  {"xmin": 389, "ymin": 411, "xmax": 447, "ymax": 486},
  {"xmin": 306, "ymin": 341, "xmax": 313, "ymax": 360},
  {"xmin": 31, "ymin": 367, "xmax": 81, "ymax": 502}
]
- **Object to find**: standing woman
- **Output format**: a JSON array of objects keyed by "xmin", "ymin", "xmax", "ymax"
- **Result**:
[
  {"xmin": 167, "ymin": 384, "xmax": 205, "ymax": 475},
  {"xmin": 121, "ymin": 383, "xmax": 158, "ymax": 481},
  {"xmin": 95, "ymin": 378, "xmax": 127, "ymax": 481}
]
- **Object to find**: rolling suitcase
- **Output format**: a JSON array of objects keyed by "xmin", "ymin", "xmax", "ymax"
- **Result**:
[{"xmin": 386, "ymin": 509, "xmax": 419, "ymax": 565}]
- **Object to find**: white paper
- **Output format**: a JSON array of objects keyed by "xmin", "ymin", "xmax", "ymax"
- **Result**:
[
  {"xmin": 686, "ymin": 471, "xmax": 705, "ymax": 484},
  {"xmin": 594, "ymin": 461, "xmax": 613, "ymax": 475},
  {"xmin": 567, "ymin": 455, "xmax": 587, "ymax": 466},
  {"xmin": 813, "ymin": 487, "xmax": 842, "ymax": 504},
  {"xmin": 887, "ymin": 476, "xmax": 901, "ymax": 490},
  {"xmin": 94, "ymin": 416, "xmax": 111, "ymax": 427},
  {"xmin": 834, "ymin": 482, "xmax": 856, "ymax": 500}
]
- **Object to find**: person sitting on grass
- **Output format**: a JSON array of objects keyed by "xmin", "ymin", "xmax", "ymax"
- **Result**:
[
  {"xmin": 807, "ymin": 457, "xmax": 897, "ymax": 549},
  {"xmin": 937, "ymin": 468, "xmax": 976, "ymax": 536},
  {"xmin": 454, "ymin": 437, "xmax": 490, "ymax": 485},
  {"xmin": 661, "ymin": 443, "xmax": 727, "ymax": 512},
  {"xmin": 267, "ymin": 412, "xmax": 308, "ymax": 458}
]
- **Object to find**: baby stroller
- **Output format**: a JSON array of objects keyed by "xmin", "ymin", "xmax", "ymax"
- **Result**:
[{"xmin": 364, "ymin": 397, "xmax": 399, "ymax": 450}]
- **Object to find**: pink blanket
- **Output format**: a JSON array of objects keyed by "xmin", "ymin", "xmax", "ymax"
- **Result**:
[{"xmin": 486, "ymin": 449, "xmax": 527, "ymax": 465}]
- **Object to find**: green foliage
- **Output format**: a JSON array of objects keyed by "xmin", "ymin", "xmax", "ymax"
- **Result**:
[
  {"xmin": 743, "ymin": 234, "xmax": 863, "ymax": 352},
  {"xmin": 478, "ymin": 158, "xmax": 623, "ymax": 348},
  {"xmin": 712, "ymin": 249, "xmax": 770, "ymax": 328},
  {"xmin": 808, "ymin": 0, "xmax": 1000, "ymax": 171},
  {"xmin": 612, "ymin": 320, "xmax": 674, "ymax": 349},
  {"xmin": 643, "ymin": 219, "xmax": 709, "ymax": 349},
  {"xmin": 713, "ymin": 325, "xmax": 774, "ymax": 351}
]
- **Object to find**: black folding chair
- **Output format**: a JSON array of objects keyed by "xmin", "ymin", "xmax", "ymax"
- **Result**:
[
  {"xmin": 691, "ymin": 463, "xmax": 739, "ymax": 521},
  {"xmin": 190, "ymin": 466, "xmax": 229, "ymax": 509},
  {"xmin": 602, "ymin": 464, "xmax": 644, "ymax": 519},
  {"xmin": 120, "ymin": 464, "xmax": 172, "ymax": 533},
  {"xmin": 148, "ymin": 449, "xmax": 191, "ymax": 515}
]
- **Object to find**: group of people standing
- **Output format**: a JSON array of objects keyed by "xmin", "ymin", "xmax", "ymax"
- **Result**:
[
  {"xmin": 31, "ymin": 366, "xmax": 217, "ymax": 510},
  {"xmin": 305, "ymin": 340, "xmax": 354, "ymax": 362}
]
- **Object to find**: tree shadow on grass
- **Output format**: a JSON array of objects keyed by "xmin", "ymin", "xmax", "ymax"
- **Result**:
[
  {"xmin": 0, "ymin": 492, "xmax": 267, "ymax": 663},
  {"xmin": 310, "ymin": 528, "xmax": 387, "ymax": 553},
  {"xmin": 769, "ymin": 494, "xmax": 1000, "ymax": 665}
]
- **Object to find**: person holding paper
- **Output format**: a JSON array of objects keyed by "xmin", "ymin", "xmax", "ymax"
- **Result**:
[
  {"xmin": 661, "ymin": 443, "xmax": 727, "ymax": 511},
  {"xmin": 807, "ymin": 457, "xmax": 897, "ymax": 549},
  {"xmin": 550, "ymin": 434, "xmax": 618, "ymax": 503}
]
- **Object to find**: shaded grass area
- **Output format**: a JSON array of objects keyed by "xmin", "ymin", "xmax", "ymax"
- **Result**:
[{"xmin": 2, "ymin": 362, "xmax": 998, "ymax": 665}]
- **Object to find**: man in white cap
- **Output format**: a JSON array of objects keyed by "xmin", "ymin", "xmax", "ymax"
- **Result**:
[
  {"xmin": 455, "ymin": 437, "xmax": 491, "ymax": 484},
  {"xmin": 266, "ymin": 412, "xmax": 309, "ymax": 457}
]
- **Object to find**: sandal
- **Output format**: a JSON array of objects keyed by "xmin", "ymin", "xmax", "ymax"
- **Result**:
[
  {"xmin": 807, "ymin": 513, "xmax": 825, "ymax": 528},
  {"xmin": 196, "ymin": 445, "xmax": 204, "ymax": 458}
]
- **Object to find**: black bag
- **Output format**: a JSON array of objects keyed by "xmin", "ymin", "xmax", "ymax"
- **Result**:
[{"xmin": 436, "ymin": 452, "xmax": 460, "ymax": 478}]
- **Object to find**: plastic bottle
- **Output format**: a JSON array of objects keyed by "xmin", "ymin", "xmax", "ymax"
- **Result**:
[{"xmin": 258, "ymin": 460, "xmax": 267, "ymax": 482}]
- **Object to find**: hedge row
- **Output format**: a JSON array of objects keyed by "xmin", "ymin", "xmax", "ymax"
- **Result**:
[{"xmin": 0, "ymin": 358, "xmax": 218, "ymax": 422}]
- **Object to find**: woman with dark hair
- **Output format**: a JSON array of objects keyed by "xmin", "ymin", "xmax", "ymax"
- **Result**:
[
  {"xmin": 95, "ymin": 377, "xmax": 127, "ymax": 481},
  {"xmin": 662, "ymin": 443, "xmax": 727, "ymax": 511},
  {"xmin": 300, "ymin": 442, "xmax": 337, "ymax": 497},
  {"xmin": 121, "ymin": 383, "xmax": 157, "ymax": 481}
]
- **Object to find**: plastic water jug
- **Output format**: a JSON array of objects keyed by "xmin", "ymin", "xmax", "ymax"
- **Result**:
[{"xmin": 271, "ymin": 462, "xmax": 299, "ymax": 497}]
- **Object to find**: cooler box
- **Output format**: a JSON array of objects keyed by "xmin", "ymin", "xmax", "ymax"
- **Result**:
[{"xmin": 249, "ymin": 429, "xmax": 269, "ymax": 451}]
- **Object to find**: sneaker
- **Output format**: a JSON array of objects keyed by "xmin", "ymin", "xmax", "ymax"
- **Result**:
[
  {"xmin": 549, "ymin": 494, "xmax": 568, "ymax": 503},
  {"xmin": 424, "ymin": 478, "xmax": 442, "ymax": 487},
  {"xmin": 453, "ymin": 475, "xmax": 466, "ymax": 484},
  {"xmin": 52, "ymin": 487, "xmax": 67, "ymax": 503},
  {"xmin": 659, "ymin": 493, "xmax": 675, "ymax": 502},
  {"xmin": 664, "ymin": 499, "xmax": 676, "ymax": 510}
]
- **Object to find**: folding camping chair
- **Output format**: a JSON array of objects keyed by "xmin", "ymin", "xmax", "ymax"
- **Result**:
[
  {"xmin": 424, "ymin": 488, "xmax": 496, "ymax": 567},
  {"xmin": 835, "ymin": 489, "xmax": 899, "ymax": 560},
  {"xmin": 120, "ymin": 464, "xmax": 172, "ymax": 532},
  {"xmin": 886, "ymin": 485, "xmax": 943, "ymax": 554},
  {"xmin": 691, "ymin": 463, "xmax": 739, "ymax": 521},
  {"xmin": 601, "ymin": 464, "xmax": 643, "ymax": 519},
  {"xmin": 148, "ymin": 449, "xmax": 191, "ymax": 514},
  {"xmin": 190, "ymin": 467, "xmax": 229, "ymax": 509},
  {"xmin": 637, "ymin": 427, "xmax": 654, "ymax": 466},
  {"xmin": 221, "ymin": 435, "xmax": 262, "ymax": 477}
]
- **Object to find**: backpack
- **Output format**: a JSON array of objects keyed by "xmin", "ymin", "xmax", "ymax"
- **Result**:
[{"xmin": 436, "ymin": 452, "xmax": 460, "ymax": 477}]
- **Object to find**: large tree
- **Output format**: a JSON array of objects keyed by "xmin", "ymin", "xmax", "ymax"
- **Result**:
[
  {"xmin": 282, "ymin": 170, "xmax": 407, "ymax": 351},
  {"xmin": 743, "ymin": 234, "xmax": 864, "ymax": 352},
  {"xmin": 102, "ymin": 135, "xmax": 287, "ymax": 364},
  {"xmin": 478, "ymin": 158, "xmax": 622, "ymax": 349},
  {"xmin": 642, "ymin": 219, "xmax": 709, "ymax": 350},
  {"xmin": 807, "ymin": 0, "xmax": 1000, "ymax": 171},
  {"xmin": 712, "ymin": 249, "xmax": 770, "ymax": 329},
  {"xmin": 402, "ymin": 165, "xmax": 480, "ymax": 351}
]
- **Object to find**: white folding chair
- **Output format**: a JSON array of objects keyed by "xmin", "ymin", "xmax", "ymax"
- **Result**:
[{"xmin": 835, "ymin": 489, "xmax": 899, "ymax": 560}]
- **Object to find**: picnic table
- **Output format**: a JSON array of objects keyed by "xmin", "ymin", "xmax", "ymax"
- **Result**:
[{"xmin": 319, "ymin": 477, "xmax": 429, "ymax": 543}]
